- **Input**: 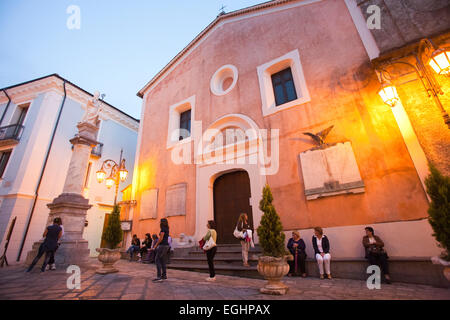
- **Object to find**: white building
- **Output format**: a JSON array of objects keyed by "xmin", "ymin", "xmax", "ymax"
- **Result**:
[{"xmin": 0, "ymin": 74, "xmax": 139, "ymax": 263}]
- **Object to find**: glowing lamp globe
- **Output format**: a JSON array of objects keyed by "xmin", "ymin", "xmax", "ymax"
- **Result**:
[
  {"xmin": 119, "ymin": 168, "xmax": 128, "ymax": 182},
  {"xmin": 96, "ymin": 169, "xmax": 106, "ymax": 183},
  {"xmin": 428, "ymin": 49, "xmax": 450, "ymax": 76},
  {"xmin": 105, "ymin": 177, "xmax": 115, "ymax": 189},
  {"xmin": 378, "ymin": 84, "xmax": 400, "ymax": 108}
]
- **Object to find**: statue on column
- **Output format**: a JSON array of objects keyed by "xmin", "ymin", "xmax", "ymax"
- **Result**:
[{"xmin": 81, "ymin": 91, "xmax": 104, "ymax": 126}]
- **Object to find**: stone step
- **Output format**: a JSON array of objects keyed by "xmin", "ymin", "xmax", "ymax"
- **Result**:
[
  {"xmin": 170, "ymin": 256, "xmax": 259, "ymax": 266},
  {"xmin": 167, "ymin": 263, "xmax": 262, "ymax": 279},
  {"xmin": 188, "ymin": 247, "xmax": 261, "ymax": 254}
]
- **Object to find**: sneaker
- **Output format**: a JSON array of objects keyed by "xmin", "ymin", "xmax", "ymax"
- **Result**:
[
  {"xmin": 161, "ymin": 275, "xmax": 167, "ymax": 280},
  {"xmin": 152, "ymin": 278, "xmax": 163, "ymax": 282},
  {"xmin": 206, "ymin": 277, "xmax": 216, "ymax": 282},
  {"xmin": 45, "ymin": 265, "xmax": 50, "ymax": 271},
  {"xmin": 50, "ymin": 264, "xmax": 56, "ymax": 270}
]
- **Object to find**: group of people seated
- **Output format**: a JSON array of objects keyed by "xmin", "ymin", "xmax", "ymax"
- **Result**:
[
  {"xmin": 126, "ymin": 233, "xmax": 173, "ymax": 264},
  {"xmin": 287, "ymin": 226, "xmax": 391, "ymax": 284}
]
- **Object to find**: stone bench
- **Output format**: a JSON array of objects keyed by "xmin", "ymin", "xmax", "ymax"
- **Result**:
[{"xmin": 303, "ymin": 256, "xmax": 449, "ymax": 288}]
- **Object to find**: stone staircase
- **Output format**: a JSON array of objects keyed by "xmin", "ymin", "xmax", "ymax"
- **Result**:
[{"xmin": 167, "ymin": 244, "xmax": 264, "ymax": 279}]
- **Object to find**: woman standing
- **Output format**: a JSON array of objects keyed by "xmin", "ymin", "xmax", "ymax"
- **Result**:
[
  {"xmin": 312, "ymin": 227, "xmax": 332, "ymax": 279},
  {"xmin": 152, "ymin": 218, "xmax": 170, "ymax": 282},
  {"xmin": 203, "ymin": 220, "xmax": 218, "ymax": 282},
  {"xmin": 363, "ymin": 227, "xmax": 391, "ymax": 284},
  {"xmin": 236, "ymin": 213, "xmax": 252, "ymax": 267},
  {"xmin": 287, "ymin": 231, "xmax": 307, "ymax": 277}
]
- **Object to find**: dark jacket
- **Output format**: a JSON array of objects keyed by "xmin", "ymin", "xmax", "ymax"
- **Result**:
[
  {"xmin": 287, "ymin": 238, "xmax": 306, "ymax": 256},
  {"xmin": 43, "ymin": 224, "xmax": 62, "ymax": 251},
  {"xmin": 132, "ymin": 238, "xmax": 140, "ymax": 247},
  {"xmin": 312, "ymin": 235, "xmax": 330, "ymax": 255},
  {"xmin": 362, "ymin": 235, "xmax": 385, "ymax": 258}
]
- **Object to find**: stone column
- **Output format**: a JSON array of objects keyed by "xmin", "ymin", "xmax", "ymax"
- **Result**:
[{"xmin": 25, "ymin": 122, "xmax": 99, "ymax": 267}]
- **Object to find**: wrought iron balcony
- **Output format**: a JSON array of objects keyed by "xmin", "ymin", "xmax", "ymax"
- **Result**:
[
  {"xmin": 91, "ymin": 142, "xmax": 103, "ymax": 158},
  {"xmin": 0, "ymin": 124, "xmax": 24, "ymax": 147}
]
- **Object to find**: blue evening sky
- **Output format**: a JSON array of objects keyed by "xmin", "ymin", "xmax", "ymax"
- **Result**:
[{"xmin": 0, "ymin": 0, "xmax": 265, "ymax": 119}]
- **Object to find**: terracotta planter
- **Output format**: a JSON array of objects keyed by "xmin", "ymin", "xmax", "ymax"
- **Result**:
[
  {"xmin": 96, "ymin": 248, "xmax": 121, "ymax": 274},
  {"xmin": 257, "ymin": 255, "xmax": 292, "ymax": 295},
  {"xmin": 431, "ymin": 256, "xmax": 450, "ymax": 281}
]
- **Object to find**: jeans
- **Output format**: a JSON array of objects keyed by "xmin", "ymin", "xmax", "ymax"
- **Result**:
[
  {"xmin": 368, "ymin": 252, "xmax": 389, "ymax": 275},
  {"xmin": 27, "ymin": 243, "xmax": 54, "ymax": 272},
  {"xmin": 127, "ymin": 245, "xmax": 140, "ymax": 260},
  {"xmin": 206, "ymin": 246, "xmax": 217, "ymax": 278},
  {"xmin": 48, "ymin": 243, "xmax": 60, "ymax": 265},
  {"xmin": 155, "ymin": 245, "xmax": 170, "ymax": 278}
]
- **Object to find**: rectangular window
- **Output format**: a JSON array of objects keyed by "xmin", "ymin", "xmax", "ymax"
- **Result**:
[
  {"xmin": 179, "ymin": 109, "xmax": 191, "ymax": 141},
  {"xmin": 11, "ymin": 104, "xmax": 29, "ymax": 126},
  {"xmin": 0, "ymin": 150, "xmax": 12, "ymax": 178},
  {"xmin": 271, "ymin": 67, "xmax": 297, "ymax": 106}
]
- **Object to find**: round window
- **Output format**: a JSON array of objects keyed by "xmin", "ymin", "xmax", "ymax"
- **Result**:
[{"xmin": 210, "ymin": 65, "xmax": 238, "ymax": 96}]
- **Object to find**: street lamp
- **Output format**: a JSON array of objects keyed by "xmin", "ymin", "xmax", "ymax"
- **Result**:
[
  {"xmin": 428, "ymin": 49, "xmax": 450, "ymax": 76},
  {"xmin": 375, "ymin": 38, "xmax": 450, "ymax": 128},
  {"xmin": 96, "ymin": 149, "xmax": 128, "ymax": 204},
  {"xmin": 378, "ymin": 82, "xmax": 400, "ymax": 108}
]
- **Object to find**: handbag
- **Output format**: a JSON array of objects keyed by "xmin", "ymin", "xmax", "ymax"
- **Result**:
[
  {"xmin": 203, "ymin": 237, "xmax": 216, "ymax": 251},
  {"xmin": 233, "ymin": 227, "xmax": 244, "ymax": 239}
]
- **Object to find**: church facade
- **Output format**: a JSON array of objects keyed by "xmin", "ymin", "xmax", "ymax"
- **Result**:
[{"xmin": 130, "ymin": 0, "xmax": 450, "ymax": 259}]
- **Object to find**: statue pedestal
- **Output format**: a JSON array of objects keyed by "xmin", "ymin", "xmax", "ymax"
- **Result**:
[
  {"xmin": 25, "ymin": 121, "xmax": 99, "ymax": 267},
  {"xmin": 25, "ymin": 194, "xmax": 93, "ymax": 266}
]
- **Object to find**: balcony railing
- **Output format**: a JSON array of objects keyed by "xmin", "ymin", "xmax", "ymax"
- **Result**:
[
  {"xmin": 91, "ymin": 142, "xmax": 103, "ymax": 157},
  {"xmin": 0, "ymin": 124, "xmax": 24, "ymax": 143}
]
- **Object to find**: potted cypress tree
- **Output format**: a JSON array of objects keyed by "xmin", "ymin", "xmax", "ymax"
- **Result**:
[
  {"xmin": 96, "ymin": 205, "xmax": 123, "ymax": 274},
  {"xmin": 256, "ymin": 185, "xmax": 292, "ymax": 295},
  {"xmin": 425, "ymin": 164, "xmax": 450, "ymax": 281}
]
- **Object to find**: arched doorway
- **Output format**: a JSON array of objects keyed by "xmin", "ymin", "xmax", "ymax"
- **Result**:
[{"xmin": 213, "ymin": 170, "xmax": 253, "ymax": 244}]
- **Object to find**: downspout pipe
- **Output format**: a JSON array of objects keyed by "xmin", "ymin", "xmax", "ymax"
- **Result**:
[
  {"xmin": 16, "ymin": 79, "xmax": 67, "ymax": 261},
  {"xmin": 0, "ymin": 89, "xmax": 11, "ymax": 126}
]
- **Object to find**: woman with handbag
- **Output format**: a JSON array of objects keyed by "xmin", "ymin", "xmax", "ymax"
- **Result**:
[
  {"xmin": 287, "ymin": 231, "xmax": 307, "ymax": 277},
  {"xmin": 363, "ymin": 227, "xmax": 391, "ymax": 284},
  {"xmin": 203, "ymin": 220, "xmax": 217, "ymax": 282},
  {"xmin": 235, "ymin": 213, "xmax": 252, "ymax": 267}
]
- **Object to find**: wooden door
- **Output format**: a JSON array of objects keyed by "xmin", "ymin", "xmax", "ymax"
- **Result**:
[{"xmin": 213, "ymin": 171, "xmax": 253, "ymax": 244}]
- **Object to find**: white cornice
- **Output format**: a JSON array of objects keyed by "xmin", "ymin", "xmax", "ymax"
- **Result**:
[{"xmin": 1, "ymin": 75, "xmax": 139, "ymax": 132}]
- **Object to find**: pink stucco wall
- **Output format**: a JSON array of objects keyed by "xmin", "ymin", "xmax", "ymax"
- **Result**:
[{"xmin": 133, "ymin": 0, "xmax": 429, "ymax": 239}]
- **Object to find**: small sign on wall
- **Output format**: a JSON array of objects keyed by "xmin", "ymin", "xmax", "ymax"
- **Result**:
[
  {"xmin": 121, "ymin": 221, "xmax": 132, "ymax": 231},
  {"xmin": 299, "ymin": 141, "xmax": 365, "ymax": 200}
]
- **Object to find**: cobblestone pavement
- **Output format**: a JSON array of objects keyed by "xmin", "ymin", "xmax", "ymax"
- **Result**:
[{"xmin": 0, "ymin": 258, "xmax": 448, "ymax": 300}]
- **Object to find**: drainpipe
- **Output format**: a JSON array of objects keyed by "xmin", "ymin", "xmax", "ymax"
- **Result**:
[
  {"xmin": 0, "ymin": 89, "xmax": 11, "ymax": 126},
  {"xmin": 16, "ymin": 80, "xmax": 67, "ymax": 261}
]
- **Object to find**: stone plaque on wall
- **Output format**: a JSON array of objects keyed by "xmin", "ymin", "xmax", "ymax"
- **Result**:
[
  {"xmin": 140, "ymin": 189, "xmax": 158, "ymax": 220},
  {"xmin": 165, "ymin": 183, "xmax": 187, "ymax": 217},
  {"xmin": 299, "ymin": 142, "xmax": 365, "ymax": 200}
]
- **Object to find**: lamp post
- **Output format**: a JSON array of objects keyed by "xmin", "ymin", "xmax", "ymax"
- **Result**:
[
  {"xmin": 96, "ymin": 149, "xmax": 128, "ymax": 205},
  {"xmin": 376, "ymin": 38, "xmax": 450, "ymax": 129}
]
